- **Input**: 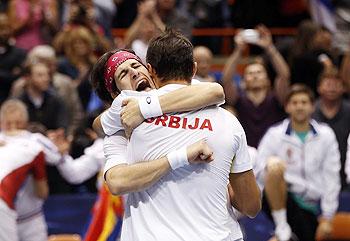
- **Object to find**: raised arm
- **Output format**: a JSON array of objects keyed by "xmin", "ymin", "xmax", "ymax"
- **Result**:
[
  {"xmin": 222, "ymin": 34, "xmax": 246, "ymax": 106},
  {"xmin": 104, "ymin": 133, "xmax": 213, "ymax": 195},
  {"xmin": 340, "ymin": 49, "xmax": 350, "ymax": 93},
  {"xmin": 255, "ymin": 25, "xmax": 290, "ymax": 105}
]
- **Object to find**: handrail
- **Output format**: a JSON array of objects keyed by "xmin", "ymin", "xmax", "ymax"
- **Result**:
[{"xmin": 112, "ymin": 27, "xmax": 297, "ymax": 38}]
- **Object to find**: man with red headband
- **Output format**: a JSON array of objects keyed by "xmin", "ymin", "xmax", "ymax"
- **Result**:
[
  {"xmin": 91, "ymin": 29, "xmax": 261, "ymax": 241},
  {"xmin": 91, "ymin": 45, "xmax": 225, "ymax": 174}
]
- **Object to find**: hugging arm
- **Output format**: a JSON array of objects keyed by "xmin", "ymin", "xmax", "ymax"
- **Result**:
[{"xmin": 104, "ymin": 132, "xmax": 213, "ymax": 195}]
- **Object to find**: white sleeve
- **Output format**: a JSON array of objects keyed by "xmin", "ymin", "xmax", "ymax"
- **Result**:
[
  {"xmin": 231, "ymin": 130, "xmax": 253, "ymax": 173},
  {"xmin": 57, "ymin": 139, "xmax": 104, "ymax": 184},
  {"xmin": 103, "ymin": 131, "xmax": 128, "ymax": 178},
  {"xmin": 346, "ymin": 134, "xmax": 350, "ymax": 184},
  {"xmin": 101, "ymin": 95, "xmax": 124, "ymax": 136},
  {"xmin": 32, "ymin": 133, "xmax": 62, "ymax": 165},
  {"xmin": 321, "ymin": 129, "xmax": 341, "ymax": 219}
]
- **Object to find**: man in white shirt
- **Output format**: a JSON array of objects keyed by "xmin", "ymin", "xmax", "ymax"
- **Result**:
[
  {"xmin": 93, "ymin": 29, "xmax": 261, "ymax": 241},
  {"xmin": 258, "ymin": 84, "xmax": 341, "ymax": 241}
]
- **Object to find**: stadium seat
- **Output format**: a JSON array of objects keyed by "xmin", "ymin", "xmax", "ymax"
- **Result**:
[
  {"xmin": 326, "ymin": 212, "xmax": 350, "ymax": 240},
  {"xmin": 48, "ymin": 234, "xmax": 82, "ymax": 241}
]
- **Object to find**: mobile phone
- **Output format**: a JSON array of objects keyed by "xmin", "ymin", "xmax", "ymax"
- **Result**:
[{"xmin": 240, "ymin": 29, "xmax": 259, "ymax": 44}]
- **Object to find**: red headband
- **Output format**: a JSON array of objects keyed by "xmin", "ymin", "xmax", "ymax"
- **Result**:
[{"xmin": 104, "ymin": 51, "xmax": 142, "ymax": 93}]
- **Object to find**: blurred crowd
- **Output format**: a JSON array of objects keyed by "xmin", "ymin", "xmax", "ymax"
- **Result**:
[{"xmin": 0, "ymin": 0, "xmax": 350, "ymax": 240}]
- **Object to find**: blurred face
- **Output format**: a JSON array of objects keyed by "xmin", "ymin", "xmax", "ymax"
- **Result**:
[
  {"xmin": 313, "ymin": 30, "xmax": 332, "ymax": 51},
  {"xmin": 28, "ymin": 63, "xmax": 51, "ymax": 92},
  {"xmin": 0, "ymin": 110, "xmax": 27, "ymax": 132},
  {"xmin": 0, "ymin": 14, "xmax": 11, "ymax": 45},
  {"xmin": 141, "ymin": 19, "xmax": 157, "ymax": 41},
  {"xmin": 114, "ymin": 59, "xmax": 155, "ymax": 92},
  {"xmin": 157, "ymin": 0, "xmax": 175, "ymax": 11},
  {"xmin": 194, "ymin": 47, "xmax": 212, "ymax": 78},
  {"xmin": 244, "ymin": 63, "xmax": 269, "ymax": 89},
  {"xmin": 286, "ymin": 93, "xmax": 314, "ymax": 124},
  {"xmin": 73, "ymin": 38, "xmax": 89, "ymax": 56},
  {"xmin": 318, "ymin": 77, "xmax": 344, "ymax": 101}
]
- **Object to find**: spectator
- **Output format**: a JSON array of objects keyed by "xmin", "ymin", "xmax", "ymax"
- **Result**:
[
  {"xmin": 55, "ymin": 0, "xmax": 111, "ymax": 55},
  {"xmin": 222, "ymin": 25, "xmax": 290, "ymax": 147},
  {"xmin": 193, "ymin": 45, "xmax": 216, "ymax": 82},
  {"xmin": 313, "ymin": 66, "xmax": 350, "ymax": 189},
  {"xmin": 340, "ymin": 44, "xmax": 350, "ymax": 93},
  {"xmin": 156, "ymin": 0, "xmax": 193, "ymax": 40},
  {"xmin": 0, "ymin": 13, "xmax": 26, "ymax": 105},
  {"xmin": 17, "ymin": 61, "xmax": 68, "ymax": 131},
  {"xmin": 259, "ymin": 84, "xmax": 341, "ymax": 241},
  {"xmin": 284, "ymin": 20, "xmax": 335, "ymax": 94},
  {"xmin": 123, "ymin": 0, "xmax": 164, "ymax": 64},
  {"xmin": 55, "ymin": 26, "xmax": 98, "ymax": 110},
  {"xmin": 8, "ymin": 0, "xmax": 59, "ymax": 50},
  {"xmin": 11, "ymin": 45, "xmax": 84, "ymax": 136}
]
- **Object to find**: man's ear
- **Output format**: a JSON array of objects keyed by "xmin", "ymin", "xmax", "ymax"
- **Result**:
[
  {"xmin": 147, "ymin": 63, "xmax": 157, "ymax": 77},
  {"xmin": 192, "ymin": 62, "xmax": 198, "ymax": 78}
]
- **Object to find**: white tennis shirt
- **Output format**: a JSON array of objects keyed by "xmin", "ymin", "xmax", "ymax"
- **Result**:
[{"xmin": 102, "ymin": 84, "xmax": 252, "ymax": 241}]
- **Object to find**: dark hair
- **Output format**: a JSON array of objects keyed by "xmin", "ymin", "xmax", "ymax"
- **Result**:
[
  {"xmin": 318, "ymin": 66, "xmax": 341, "ymax": 85},
  {"xmin": 146, "ymin": 28, "xmax": 194, "ymax": 83},
  {"xmin": 90, "ymin": 48, "xmax": 137, "ymax": 104},
  {"xmin": 286, "ymin": 84, "xmax": 315, "ymax": 103}
]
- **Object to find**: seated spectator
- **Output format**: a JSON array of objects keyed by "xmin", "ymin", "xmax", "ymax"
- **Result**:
[
  {"xmin": 222, "ymin": 25, "xmax": 290, "ymax": 147},
  {"xmin": 0, "ymin": 99, "xmax": 48, "ymax": 241},
  {"xmin": 17, "ymin": 61, "xmax": 68, "ymax": 131},
  {"xmin": 11, "ymin": 45, "xmax": 84, "ymax": 136},
  {"xmin": 258, "ymin": 84, "xmax": 341, "ymax": 241},
  {"xmin": 8, "ymin": 0, "xmax": 58, "ymax": 50},
  {"xmin": 193, "ymin": 45, "xmax": 216, "ymax": 82},
  {"xmin": 313, "ymin": 66, "xmax": 350, "ymax": 189},
  {"xmin": 0, "ymin": 13, "xmax": 26, "ymax": 105}
]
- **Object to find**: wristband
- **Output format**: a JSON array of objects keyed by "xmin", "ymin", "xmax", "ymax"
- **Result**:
[
  {"xmin": 167, "ymin": 147, "xmax": 189, "ymax": 170},
  {"xmin": 138, "ymin": 95, "xmax": 163, "ymax": 119}
]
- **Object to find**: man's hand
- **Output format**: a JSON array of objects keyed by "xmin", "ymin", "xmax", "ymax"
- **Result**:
[
  {"xmin": 186, "ymin": 139, "xmax": 214, "ymax": 164},
  {"xmin": 121, "ymin": 98, "xmax": 145, "ymax": 139},
  {"xmin": 316, "ymin": 218, "xmax": 333, "ymax": 240}
]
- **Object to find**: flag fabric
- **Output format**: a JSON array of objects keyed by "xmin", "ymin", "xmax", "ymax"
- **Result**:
[
  {"xmin": 309, "ymin": 0, "xmax": 337, "ymax": 32},
  {"xmin": 84, "ymin": 184, "xmax": 124, "ymax": 241}
]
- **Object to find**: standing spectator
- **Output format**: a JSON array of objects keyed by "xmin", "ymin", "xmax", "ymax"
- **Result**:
[
  {"xmin": 259, "ymin": 84, "xmax": 341, "ymax": 241},
  {"xmin": 222, "ymin": 25, "xmax": 290, "ymax": 147},
  {"xmin": 340, "ymin": 43, "xmax": 350, "ymax": 93},
  {"xmin": 56, "ymin": 26, "xmax": 97, "ymax": 110},
  {"xmin": 0, "ymin": 13, "xmax": 26, "ymax": 105},
  {"xmin": 313, "ymin": 66, "xmax": 350, "ymax": 189},
  {"xmin": 11, "ymin": 45, "xmax": 84, "ymax": 136},
  {"xmin": 55, "ymin": 0, "xmax": 111, "ymax": 55},
  {"xmin": 123, "ymin": 0, "xmax": 164, "ymax": 64},
  {"xmin": 8, "ymin": 0, "xmax": 59, "ymax": 50},
  {"xmin": 18, "ymin": 61, "xmax": 68, "ymax": 131},
  {"xmin": 0, "ymin": 100, "xmax": 48, "ymax": 241},
  {"xmin": 193, "ymin": 45, "xmax": 216, "ymax": 82},
  {"xmin": 156, "ymin": 0, "xmax": 193, "ymax": 40}
]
